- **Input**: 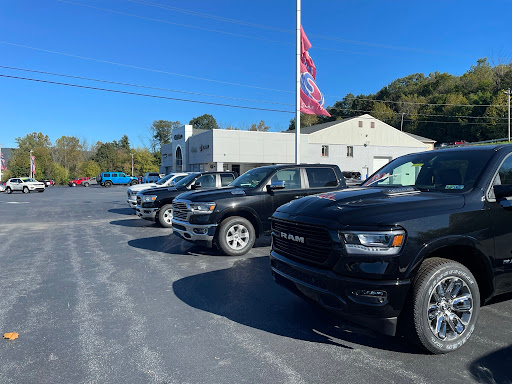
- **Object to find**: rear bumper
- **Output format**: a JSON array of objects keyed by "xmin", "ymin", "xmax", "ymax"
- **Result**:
[
  {"xmin": 269, "ymin": 251, "xmax": 411, "ymax": 336},
  {"xmin": 172, "ymin": 218, "xmax": 217, "ymax": 248}
]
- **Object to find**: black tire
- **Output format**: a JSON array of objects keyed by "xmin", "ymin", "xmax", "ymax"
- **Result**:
[
  {"xmin": 130, "ymin": 180, "xmax": 138, "ymax": 186},
  {"xmin": 6, "ymin": 187, "xmax": 12, "ymax": 194},
  {"xmin": 83, "ymin": 182, "xmax": 89, "ymax": 187},
  {"xmin": 38, "ymin": 190, "xmax": 44, "ymax": 193},
  {"xmin": 402, "ymin": 257, "xmax": 480, "ymax": 354},
  {"xmin": 23, "ymin": 186, "xmax": 29, "ymax": 194},
  {"xmin": 104, "ymin": 181, "xmax": 112, "ymax": 188},
  {"xmin": 217, "ymin": 216, "xmax": 255, "ymax": 256},
  {"xmin": 157, "ymin": 204, "xmax": 173, "ymax": 228}
]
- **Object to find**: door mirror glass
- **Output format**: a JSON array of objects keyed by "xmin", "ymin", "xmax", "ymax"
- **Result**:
[{"xmin": 267, "ymin": 180, "xmax": 286, "ymax": 192}]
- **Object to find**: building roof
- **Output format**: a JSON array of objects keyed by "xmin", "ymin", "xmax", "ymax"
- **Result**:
[
  {"xmin": 285, "ymin": 116, "xmax": 358, "ymax": 134},
  {"xmin": 285, "ymin": 114, "xmax": 436, "ymax": 144},
  {"xmin": 404, "ymin": 132, "xmax": 436, "ymax": 143}
]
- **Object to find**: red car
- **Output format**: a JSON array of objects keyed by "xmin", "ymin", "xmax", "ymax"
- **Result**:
[{"xmin": 68, "ymin": 177, "xmax": 89, "ymax": 187}]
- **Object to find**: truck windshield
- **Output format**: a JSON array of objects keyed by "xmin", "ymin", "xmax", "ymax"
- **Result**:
[
  {"xmin": 230, "ymin": 168, "xmax": 275, "ymax": 188},
  {"xmin": 173, "ymin": 173, "xmax": 200, "ymax": 187},
  {"xmin": 362, "ymin": 149, "xmax": 495, "ymax": 193},
  {"xmin": 156, "ymin": 174, "xmax": 173, "ymax": 185}
]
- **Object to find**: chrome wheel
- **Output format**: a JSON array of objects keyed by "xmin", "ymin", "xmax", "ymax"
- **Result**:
[
  {"xmin": 225, "ymin": 224, "xmax": 250, "ymax": 250},
  {"xmin": 162, "ymin": 208, "xmax": 173, "ymax": 225},
  {"xmin": 427, "ymin": 276, "xmax": 473, "ymax": 342}
]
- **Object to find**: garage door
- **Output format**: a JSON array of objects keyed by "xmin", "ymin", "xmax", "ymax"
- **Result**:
[{"xmin": 373, "ymin": 157, "xmax": 392, "ymax": 173}]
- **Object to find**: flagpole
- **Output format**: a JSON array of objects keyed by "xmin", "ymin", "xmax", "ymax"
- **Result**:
[
  {"xmin": 295, "ymin": 0, "xmax": 301, "ymax": 165},
  {"xmin": 0, "ymin": 143, "xmax": 3, "ymax": 182}
]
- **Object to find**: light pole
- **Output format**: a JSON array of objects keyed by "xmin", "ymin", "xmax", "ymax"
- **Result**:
[
  {"xmin": 29, "ymin": 150, "xmax": 33, "ymax": 178},
  {"xmin": 505, "ymin": 88, "xmax": 511, "ymax": 142},
  {"xmin": 400, "ymin": 113, "xmax": 405, "ymax": 132},
  {"xmin": 131, "ymin": 153, "xmax": 134, "ymax": 176}
]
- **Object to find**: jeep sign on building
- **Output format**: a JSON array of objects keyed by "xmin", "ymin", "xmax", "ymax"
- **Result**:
[{"xmin": 160, "ymin": 115, "xmax": 435, "ymax": 178}]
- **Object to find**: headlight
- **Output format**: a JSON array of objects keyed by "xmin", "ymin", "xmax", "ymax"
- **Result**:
[
  {"xmin": 339, "ymin": 229, "xmax": 405, "ymax": 255},
  {"xmin": 142, "ymin": 195, "xmax": 157, "ymax": 203},
  {"xmin": 189, "ymin": 202, "xmax": 216, "ymax": 214}
]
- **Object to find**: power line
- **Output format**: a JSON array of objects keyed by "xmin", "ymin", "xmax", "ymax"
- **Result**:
[
  {"xmin": 0, "ymin": 65, "xmax": 293, "ymax": 106},
  {"xmin": 2, "ymin": 41, "xmax": 507, "ymax": 110},
  {"xmin": 55, "ymin": 0, "xmax": 289, "ymax": 46},
  {"xmin": 0, "ymin": 41, "xmax": 292, "ymax": 93},
  {"xmin": 127, "ymin": 0, "xmax": 467, "ymax": 57},
  {"xmin": 0, "ymin": 74, "xmax": 294, "ymax": 113}
]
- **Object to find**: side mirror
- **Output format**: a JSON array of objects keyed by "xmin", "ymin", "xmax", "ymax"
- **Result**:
[
  {"xmin": 191, "ymin": 182, "xmax": 202, "ymax": 190},
  {"xmin": 266, "ymin": 180, "xmax": 285, "ymax": 192}
]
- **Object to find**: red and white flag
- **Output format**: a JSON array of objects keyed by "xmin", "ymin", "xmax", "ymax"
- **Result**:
[
  {"xmin": 300, "ymin": 27, "xmax": 330, "ymax": 117},
  {"xmin": 1, "ymin": 152, "xmax": 5, "ymax": 171},
  {"xmin": 31, "ymin": 155, "xmax": 36, "ymax": 175}
]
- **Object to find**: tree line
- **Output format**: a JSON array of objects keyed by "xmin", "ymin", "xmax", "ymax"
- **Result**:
[{"xmin": 3, "ymin": 114, "xmax": 271, "ymax": 184}]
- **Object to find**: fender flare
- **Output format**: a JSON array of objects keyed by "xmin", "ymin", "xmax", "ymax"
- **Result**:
[{"xmin": 216, "ymin": 207, "xmax": 263, "ymax": 236}]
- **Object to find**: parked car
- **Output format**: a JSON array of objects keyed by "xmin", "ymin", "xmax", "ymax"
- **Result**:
[
  {"xmin": 135, "ymin": 172, "xmax": 237, "ymax": 227},
  {"xmin": 97, "ymin": 172, "xmax": 138, "ymax": 187},
  {"xmin": 172, "ymin": 164, "xmax": 346, "ymax": 256},
  {"xmin": 68, "ymin": 177, "xmax": 89, "ymax": 187},
  {"xmin": 82, "ymin": 177, "xmax": 98, "ymax": 187},
  {"xmin": 126, "ymin": 172, "xmax": 189, "ymax": 209},
  {"xmin": 5, "ymin": 178, "xmax": 45, "ymax": 193},
  {"xmin": 143, "ymin": 172, "xmax": 161, "ymax": 183},
  {"xmin": 0, "ymin": 183, "xmax": 5, "ymax": 193},
  {"xmin": 269, "ymin": 144, "xmax": 512, "ymax": 354},
  {"xmin": 41, "ymin": 179, "xmax": 55, "ymax": 187}
]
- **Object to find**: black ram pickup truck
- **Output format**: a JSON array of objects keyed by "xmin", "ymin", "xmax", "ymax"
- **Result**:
[
  {"xmin": 172, "ymin": 164, "xmax": 346, "ymax": 256},
  {"xmin": 270, "ymin": 145, "xmax": 512, "ymax": 354},
  {"xmin": 135, "ymin": 171, "xmax": 236, "ymax": 227}
]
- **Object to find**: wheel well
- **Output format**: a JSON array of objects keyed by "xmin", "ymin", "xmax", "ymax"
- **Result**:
[
  {"xmin": 219, "ymin": 211, "xmax": 260, "ymax": 237},
  {"xmin": 424, "ymin": 246, "xmax": 492, "ymax": 303}
]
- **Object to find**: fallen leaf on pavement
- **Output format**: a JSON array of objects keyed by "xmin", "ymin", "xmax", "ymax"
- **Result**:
[{"xmin": 3, "ymin": 332, "xmax": 19, "ymax": 340}]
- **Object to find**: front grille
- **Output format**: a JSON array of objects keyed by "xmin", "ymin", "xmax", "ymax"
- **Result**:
[
  {"xmin": 272, "ymin": 218, "xmax": 332, "ymax": 265},
  {"xmin": 172, "ymin": 201, "xmax": 190, "ymax": 221},
  {"xmin": 136, "ymin": 196, "xmax": 141, "ymax": 206}
]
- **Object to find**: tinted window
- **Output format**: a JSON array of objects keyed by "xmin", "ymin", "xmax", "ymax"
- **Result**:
[
  {"xmin": 104, "ymin": 173, "xmax": 111, "ymax": 177},
  {"xmin": 496, "ymin": 155, "xmax": 512, "ymax": 185},
  {"xmin": 221, "ymin": 174, "xmax": 235, "ymax": 186},
  {"xmin": 230, "ymin": 168, "xmax": 275, "ymax": 188},
  {"xmin": 111, "ymin": 173, "xmax": 118, "ymax": 177},
  {"xmin": 363, "ymin": 150, "xmax": 494, "ymax": 193},
  {"xmin": 120, "ymin": 173, "xmax": 126, "ymax": 177},
  {"xmin": 306, "ymin": 168, "xmax": 338, "ymax": 188},
  {"xmin": 174, "ymin": 173, "xmax": 200, "ymax": 187},
  {"xmin": 196, "ymin": 174, "xmax": 216, "ymax": 188},
  {"xmin": 271, "ymin": 169, "xmax": 301, "ymax": 189}
]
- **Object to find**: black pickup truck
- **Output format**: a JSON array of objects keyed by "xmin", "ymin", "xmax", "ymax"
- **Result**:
[
  {"xmin": 135, "ymin": 171, "xmax": 236, "ymax": 227},
  {"xmin": 172, "ymin": 164, "xmax": 346, "ymax": 256},
  {"xmin": 270, "ymin": 145, "xmax": 512, "ymax": 354}
]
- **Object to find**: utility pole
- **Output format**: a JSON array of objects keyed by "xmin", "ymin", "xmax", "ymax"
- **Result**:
[
  {"xmin": 29, "ymin": 150, "xmax": 33, "ymax": 178},
  {"xmin": 131, "ymin": 153, "xmax": 134, "ymax": 176},
  {"xmin": 295, "ymin": 0, "xmax": 301, "ymax": 164},
  {"xmin": 505, "ymin": 88, "xmax": 511, "ymax": 142},
  {"xmin": 400, "ymin": 113, "xmax": 405, "ymax": 132}
]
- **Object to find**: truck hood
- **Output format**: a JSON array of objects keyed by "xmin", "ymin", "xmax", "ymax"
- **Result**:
[
  {"xmin": 276, "ymin": 187, "xmax": 466, "ymax": 226},
  {"xmin": 177, "ymin": 187, "xmax": 240, "ymax": 201},
  {"xmin": 138, "ymin": 185, "xmax": 183, "ymax": 195}
]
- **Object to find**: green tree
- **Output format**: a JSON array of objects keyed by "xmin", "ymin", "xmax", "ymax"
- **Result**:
[
  {"xmin": 54, "ymin": 136, "xmax": 84, "ymax": 175},
  {"xmin": 249, "ymin": 120, "xmax": 271, "ymax": 131},
  {"xmin": 8, "ymin": 133, "xmax": 53, "ymax": 179},
  {"xmin": 149, "ymin": 120, "xmax": 181, "ymax": 152},
  {"xmin": 78, "ymin": 160, "xmax": 101, "ymax": 178},
  {"xmin": 132, "ymin": 148, "xmax": 159, "ymax": 175},
  {"xmin": 189, "ymin": 114, "xmax": 219, "ymax": 130}
]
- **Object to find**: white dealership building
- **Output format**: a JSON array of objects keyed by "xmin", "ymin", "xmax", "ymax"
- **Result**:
[{"xmin": 160, "ymin": 114, "xmax": 435, "ymax": 179}]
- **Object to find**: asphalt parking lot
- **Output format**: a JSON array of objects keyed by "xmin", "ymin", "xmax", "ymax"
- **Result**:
[{"xmin": 0, "ymin": 185, "xmax": 511, "ymax": 384}]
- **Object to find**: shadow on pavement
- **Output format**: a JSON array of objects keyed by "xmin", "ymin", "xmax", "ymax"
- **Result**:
[
  {"xmin": 110, "ymin": 219, "xmax": 159, "ymax": 228},
  {"xmin": 108, "ymin": 208, "xmax": 135, "ymax": 216},
  {"xmin": 172, "ymin": 255, "xmax": 420, "ymax": 353},
  {"xmin": 469, "ymin": 345, "xmax": 512, "ymax": 383}
]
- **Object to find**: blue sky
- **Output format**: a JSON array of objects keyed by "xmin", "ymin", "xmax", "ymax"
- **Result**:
[{"xmin": 1, "ymin": 0, "xmax": 511, "ymax": 148}]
